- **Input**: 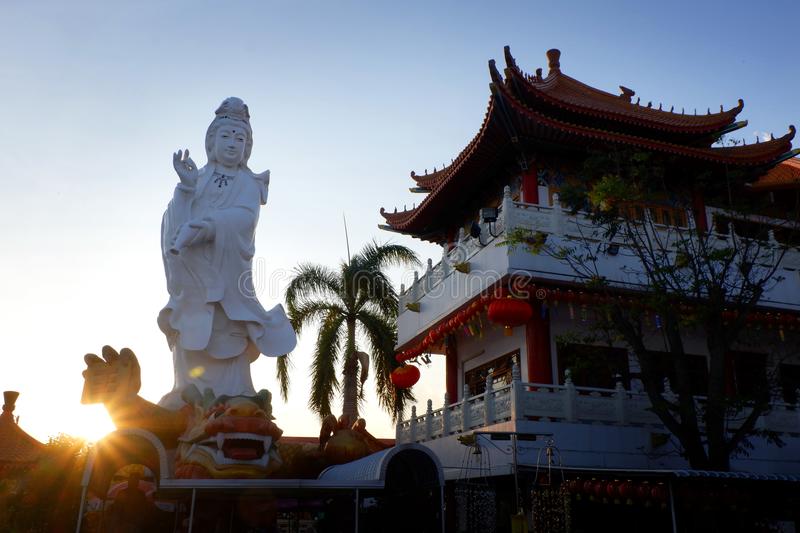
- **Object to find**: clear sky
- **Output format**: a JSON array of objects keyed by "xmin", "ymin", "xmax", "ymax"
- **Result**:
[{"xmin": 1, "ymin": 0, "xmax": 798, "ymax": 443}]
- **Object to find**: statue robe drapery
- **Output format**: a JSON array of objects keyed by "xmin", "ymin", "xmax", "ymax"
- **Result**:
[{"xmin": 157, "ymin": 165, "xmax": 296, "ymax": 409}]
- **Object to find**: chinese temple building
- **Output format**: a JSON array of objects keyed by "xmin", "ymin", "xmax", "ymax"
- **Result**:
[
  {"xmin": 0, "ymin": 391, "xmax": 43, "ymax": 479},
  {"xmin": 381, "ymin": 48, "xmax": 800, "ymax": 531}
]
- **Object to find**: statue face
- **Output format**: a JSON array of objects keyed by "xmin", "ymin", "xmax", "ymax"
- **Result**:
[{"xmin": 213, "ymin": 124, "xmax": 247, "ymax": 168}]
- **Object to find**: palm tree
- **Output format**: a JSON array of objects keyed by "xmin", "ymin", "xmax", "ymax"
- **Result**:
[{"xmin": 281, "ymin": 241, "xmax": 420, "ymax": 422}]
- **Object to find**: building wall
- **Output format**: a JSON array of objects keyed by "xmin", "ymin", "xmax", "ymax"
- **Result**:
[{"xmin": 455, "ymin": 324, "xmax": 527, "ymax": 395}]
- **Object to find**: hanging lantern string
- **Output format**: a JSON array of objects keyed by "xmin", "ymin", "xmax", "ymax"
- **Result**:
[{"xmin": 394, "ymin": 281, "xmax": 798, "ymax": 361}]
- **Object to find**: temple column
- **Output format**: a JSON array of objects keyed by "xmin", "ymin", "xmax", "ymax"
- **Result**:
[
  {"xmin": 526, "ymin": 300, "xmax": 553, "ymax": 384},
  {"xmin": 445, "ymin": 335, "xmax": 459, "ymax": 403},
  {"xmin": 692, "ymin": 189, "xmax": 708, "ymax": 232},
  {"xmin": 521, "ymin": 163, "xmax": 539, "ymax": 204}
]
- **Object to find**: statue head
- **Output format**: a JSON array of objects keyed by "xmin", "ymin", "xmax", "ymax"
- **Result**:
[{"xmin": 205, "ymin": 97, "xmax": 254, "ymax": 169}]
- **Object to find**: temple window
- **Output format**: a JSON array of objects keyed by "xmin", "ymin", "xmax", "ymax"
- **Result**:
[
  {"xmin": 646, "ymin": 352, "xmax": 709, "ymax": 396},
  {"xmin": 555, "ymin": 344, "xmax": 630, "ymax": 389},
  {"xmin": 730, "ymin": 351, "xmax": 769, "ymax": 401},
  {"xmin": 779, "ymin": 363, "xmax": 800, "ymax": 404},
  {"xmin": 464, "ymin": 349, "xmax": 519, "ymax": 396}
]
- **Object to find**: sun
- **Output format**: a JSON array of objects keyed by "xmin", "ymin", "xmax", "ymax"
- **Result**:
[{"xmin": 71, "ymin": 404, "xmax": 116, "ymax": 443}]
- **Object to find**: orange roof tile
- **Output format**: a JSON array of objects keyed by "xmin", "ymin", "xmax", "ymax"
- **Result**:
[
  {"xmin": 0, "ymin": 392, "xmax": 44, "ymax": 467},
  {"xmin": 751, "ymin": 158, "xmax": 800, "ymax": 191},
  {"xmin": 382, "ymin": 48, "xmax": 795, "ymax": 239},
  {"xmin": 503, "ymin": 47, "xmax": 743, "ymax": 134}
]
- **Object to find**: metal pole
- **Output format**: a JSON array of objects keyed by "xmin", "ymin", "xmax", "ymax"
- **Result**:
[
  {"xmin": 440, "ymin": 485, "xmax": 445, "ymax": 533},
  {"xmin": 667, "ymin": 479, "xmax": 678, "ymax": 533},
  {"xmin": 76, "ymin": 449, "xmax": 97, "ymax": 533},
  {"xmin": 188, "ymin": 488, "xmax": 197, "ymax": 533},
  {"xmin": 74, "ymin": 481, "xmax": 89, "ymax": 533},
  {"xmin": 354, "ymin": 488, "xmax": 360, "ymax": 533},
  {"xmin": 512, "ymin": 433, "xmax": 521, "ymax": 513},
  {"xmin": 668, "ymin": 480, "xmax": 678, "ymax": 533}
]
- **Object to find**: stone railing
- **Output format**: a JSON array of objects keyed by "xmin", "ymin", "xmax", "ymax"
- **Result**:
[
  {"xmin": 397, "ymin": 186, "xmax": 800, "ymax": 315},
  {"xmin": 395, "ymin": 364, "xmax": 800, "ymax": 445}
]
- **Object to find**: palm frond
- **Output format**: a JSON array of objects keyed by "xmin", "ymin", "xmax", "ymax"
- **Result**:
[
  {"xmin": 276, "ymin": 354, "xmax": 292, "ymax": 401},
  {"xmin": 357, "ymin": 308, "xmax": 414, "ymax": 421},
  {"xmin": 357, "ymin": 270, "xmax": 399, "ymax": 318},
  {"xmin": 288, "ymin": 300, "xmax": 348, "ymax": 336},
  {"xmin": 353, "ymin": 240, "xmax": 420, "ymax": 273},
  {"xmin": 309, "ymin": 312, "xmax": 345, "ymax": 418},
  {"xmin": 285, "ymin": 264, "xmax": 343, "ymax": 315}
]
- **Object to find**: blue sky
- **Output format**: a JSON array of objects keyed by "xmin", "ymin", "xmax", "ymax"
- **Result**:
[{"xmin": 1, "ymin": 0, "xmax": 798, "ymax": 441}]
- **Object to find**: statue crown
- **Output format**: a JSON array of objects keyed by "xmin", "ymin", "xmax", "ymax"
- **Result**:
[{"xmin": 214, "ymin": 97, "xmax": 250, "ymax": 125}]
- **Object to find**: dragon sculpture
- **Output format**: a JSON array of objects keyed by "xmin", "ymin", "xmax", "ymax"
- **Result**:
[{"xmin": 81, "ymin": 346, "xmax": 389, "ymax": 479}]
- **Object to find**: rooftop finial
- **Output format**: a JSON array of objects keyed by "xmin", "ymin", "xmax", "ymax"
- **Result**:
[
  {"xmin": 3, "ymin": 391, "xmax": 19, "ymax": 414},
  {"xmin": 619, "ymin": 86, "xmax": 635, "ymax": 102},
  {"xmin": 546, "ymin": 49, "xmax": 561, "ymax": 73}
]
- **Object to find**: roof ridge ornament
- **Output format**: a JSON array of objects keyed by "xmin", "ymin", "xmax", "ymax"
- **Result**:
[
  {"xmin": 503, "ymin": 45, "xmax": 519, "ymax": 71},
  {"xmin": 2, "ymin": 391, "xmax": 19, "ymax": 414},
  {"xmin": 618, "ymin": 86, "xmax": 635, "ymax": 102},
  {"xmin": 546, "ymin": 48, "xmax": 561, "ymax": 74},
  {"xmin": 488, "ymin": 59, "xmax": 503, "ymax": 84}
]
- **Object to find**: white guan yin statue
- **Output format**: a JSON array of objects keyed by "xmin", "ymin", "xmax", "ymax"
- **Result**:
[{"xmin": 157, "ymin": 97, "xmax": 297, "ymax": 409}]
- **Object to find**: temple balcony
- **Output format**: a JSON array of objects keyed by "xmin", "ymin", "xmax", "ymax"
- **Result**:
[
  {"xmin": 395, "ymin": 363, "xmax": 800, "ymax": 476},
  {"xmin": 396, "ymin": 186, "xmax": 800, "ymax": 347}
]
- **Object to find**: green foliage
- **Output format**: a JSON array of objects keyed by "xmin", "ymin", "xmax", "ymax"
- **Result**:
[
  {"xmin": 522, "ymin": 147, "xmax": 800, "ymax": 470},
  {"xmin": 0, "ymin": 433, "xmax": 88, "ymax": 532},
  {"xmin": 282, "ymin": 240, "xmax": 420, "ymax": 422}
]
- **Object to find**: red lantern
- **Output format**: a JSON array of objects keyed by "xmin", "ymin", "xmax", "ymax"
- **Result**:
[
  {"xmin": 487, "ymin": 297, "xmax": 533, "ymax": 336},
  {"xmin": 636, "ymin": 482, "xmax": 651, "ymax": 502},
  {"xmin": 593, "ymin": 480, "xmax": 606, "ymax": 500},
  {"xmin": 566, "ymin": 479, "xmax": 581, "ymax": 494},
  {"xmin": 651, "ymin": 484, "xmax": 667, "ymax": 504},
  {"xmin": 618, "ymin": 481, "xmax": 633, "ymax": 504},
  {"xmin": 390, "ymin": 365, "xmax": 421, "ymax": 389},
  {"xmin": 606, "ymin": 480, "xmax": 619, "ymax": 500}
]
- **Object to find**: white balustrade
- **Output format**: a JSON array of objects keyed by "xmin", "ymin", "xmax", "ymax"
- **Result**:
[
  {"xmin": 397, "ymin": 197, "xmax": 800, "ymax": 316},
  {"xmin": 395, "ymin": 375, "xmax": 800, "ymax": 444}
]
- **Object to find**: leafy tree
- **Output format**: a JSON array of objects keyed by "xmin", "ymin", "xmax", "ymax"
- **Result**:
[
  {"xmin": 0, "ymin": 433, "xmax": 88, "ymax": 532},
  {"xmin": 507, "ymin": 148, "xmax": 800, "ymax": 470},
  {"xmin": 281, "ymin": 240, "xmax": 420, "ymax": 422}
]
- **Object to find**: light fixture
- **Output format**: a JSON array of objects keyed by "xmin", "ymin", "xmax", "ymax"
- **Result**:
[
  {"xmin": 606, "ymin": 243, "xmax": 620, "ymax": 256},
  {"xmin": 471, "ymin": 207, "xmax": 501, "ymax": 246},
  {"xmin": 480, "ymin": 207, "xmax": 498, "ymax": 224}
]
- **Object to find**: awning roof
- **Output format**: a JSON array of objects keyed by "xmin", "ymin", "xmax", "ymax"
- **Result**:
[{"xmin": 319, "ymin": 443, "xmax": 445, "ymax": 486}]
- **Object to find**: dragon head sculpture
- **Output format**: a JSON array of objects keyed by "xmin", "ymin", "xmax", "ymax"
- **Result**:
[{"xmin": 175, "ymin": 387, "xmax": 283, "ymax": 479}]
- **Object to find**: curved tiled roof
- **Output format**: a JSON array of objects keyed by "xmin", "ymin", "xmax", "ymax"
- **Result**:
[
  {"xmin": 751, "ymin": 157, "xmax": 800, "ymax": 191},
  {"xmin": 0, "ymin": 392, "xmax": 44, "ymax": 469},
  {"xmin": 410, "ymin": 167, "xmax": 449, "ymax": 190},
  {"xmin": 382, "ymin": 47, "xmax": 795, "ymax": 238},
  {"xmin": 503, "ymin": 47, "xmax": 743, "ymax": 134}
]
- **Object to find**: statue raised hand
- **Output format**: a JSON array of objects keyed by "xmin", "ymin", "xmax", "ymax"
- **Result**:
[{"xmin": 172, "ymin": 148, "xmax": 199, "ymax": 187}]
